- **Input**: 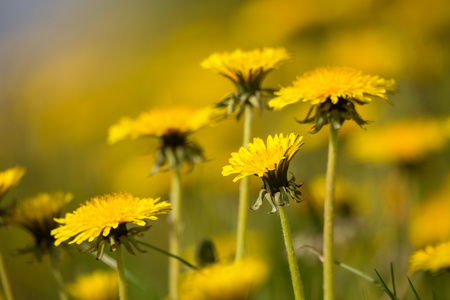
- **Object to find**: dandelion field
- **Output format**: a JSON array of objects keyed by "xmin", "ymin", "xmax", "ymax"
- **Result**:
[{"xmin": 1, "ymin": 1, "xmax": 450, "ymax": 299}]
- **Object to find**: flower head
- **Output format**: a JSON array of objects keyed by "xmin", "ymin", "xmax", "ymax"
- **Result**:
[
  {"xmin": 51, "ymin": 192, "xmax": 171, "ymax": 259},
  {"xmin": 409, "ymin": 241, "xmax": 450, "ymax": 274},
  {"xmin": 269, "ymin": 67, "xmax": 397, "ymax": 132},
  {"xmin": 67, "ymin": 269, "xmax": 118, "ymax": 300},
  {"xmin": 180, "ymin": 258, "xmax": 269, "ymax": 300},
  {"xmin": 347, "ymin": 118, "xmax": 447, "ymax": 166},
  {"xmin": 7, "ymin": 191, "xmax": 72, "ymax": 260},
  {"xmin": 108, "ymin": 106, "xmax": 218, "ymax": 175},
  {"xmin": 0, "ymin": 166, "xmax": 26, "ymax": 200},
  {"xmin": 223, "ymin": 133, "xmax": 304, "ymax": 213},
  {"xmin": 202, "ymin": 47, "xmax": 291, "ymax": 118}
]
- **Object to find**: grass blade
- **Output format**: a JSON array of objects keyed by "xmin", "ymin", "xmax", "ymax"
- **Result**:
[
  {"xmin": 374, "ymin": 268, "xmax": 397, "ymax": 300},
  {"xmin": 390, "ymin": 263, "xmax": 397, "ymax": 297},
  {"xmin": 407, "ymin": 277, "xmax": 421, "ymax": 300}
]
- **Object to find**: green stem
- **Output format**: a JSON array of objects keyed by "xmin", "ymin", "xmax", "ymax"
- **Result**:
[
  {"xmin": 278, "ymin": 205, "xmax": 305, "ymax": 300},
  {"xmin": 0, "ymin": 249, "xmax": 14, "ymax": 300},
  {"xmin": 115, "ymin": 243, "xmax": 128, "ymax": 300},
  {"xmin": 324, "ymin": 125, "xmax": 338, "ymax": 300},
  {"xmin": 137, "ymin": 241, "xmax": 197, "ymax": 270},
  {"xmin": 169, "ymin": 168, "xmax": 182, "ymax": 300},
  {"xmin": 49, "ymin": 256, "xmax": 68, "ymax": 300},
  {"xmin": 235, "ymin": 105, "xmax": 253, "ymax": 261}
]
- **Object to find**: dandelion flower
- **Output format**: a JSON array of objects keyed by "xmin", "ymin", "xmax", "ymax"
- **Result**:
[
  {"xmin": 0, "ymin": 166, "xmax": 26, "ymax": 200},
  {"xmin": 223, "ymin": 133, "xmax": 304, "ymax": 213},
  {"xmin": 7, "ymin": 191, "xmax": 72, "ymax": 260},
  {"xmin": 67, "ymin": 270, "xmax": 118, "ymax": 300},
  {"xmin": 51, "ymin": 192, "xmax": 171, "ymax": 259},
  {"xmin": 409, "ymin": 241, "xmax": 450, "ymax": 274},
  {"xmin": 269, "ymin": 66, "xmax": 397, "ymax": 132},
  {"xmin": 202, "ymin": 47, "xmax": 291, "ymax": 118},
  {"xmin": 180, "ymin": 258, "xmax": 269, "ymax": 300},
  {"xmin": 347, "ymin": 118, "xmax": 447, "ymax": 165},
  {"xmin": 108, "ymin": 106, "xmax": 218, "ymax": 175}
]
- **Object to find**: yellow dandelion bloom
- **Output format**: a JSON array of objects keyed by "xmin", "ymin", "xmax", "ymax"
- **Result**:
[
  {"xmin": 51, "ymin": 193, "xmax": 171, "ymax": 246},
  {"xmin": 108, "ymin": 106, "xmax": 218, "ymax": 174},
  {"xmin": 223, "ymin": 133, "xmax": 303, "ymax": 182},
  {"xmin": 269, "ymin": 67, "xmax": 397, "ymax": 132},
  {"xmin": 202, "ymin": 47, "xmax": 291, "ymax": 117},
  {"xmin": 67, "ymin": 270, "xmax": 118, "ymax": 300},
  {"xmin": 347, "ymin": 118, "xmax": 447, "ymax": 164},
  {"xmin": 108, "ymin": 106, "xmax": 216, "ymax": 144},
  {"xmin": 0, "ymin": 166, "xmax": 26, "ymax": 200},
  {"xmin": 201, "ymin": 47, "xmax": 290, "ymax": 86},
  {"xmin": 270, "ymin": 66, "xmax": 396, "ymax": 108},
  {"xmin": 409, "ymin": 241, "xmax": 450, "ymax": 274},
  {"xmin": 223, "ymin": 133, "xmax": 304, "ymax": 212},
  {"xmin": 180, "ymin": 258, "xmax": 269, "ymax": 300}
]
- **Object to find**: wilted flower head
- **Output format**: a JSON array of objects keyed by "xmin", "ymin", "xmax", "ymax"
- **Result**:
[
  {"xmin": 51, "ymin": 192, "xmax": 171, "ymax": 259},
  {"xmin": 269, "ymin": 66, "xmax": 397, "ymax": 132},
  {"xmin": 0, "ymin": 166, "xmax": 26, "ymax": 200},
  {"xmin": 67, "ymin": 269, "xmax": 118, "ymax": 300},
  {"xmin": 108, "ymin": 106, "xmax": 218, "ymax": 175},
  {"xmin": 223, "ymin": 133, "xmax": 304, "ymax": 213},
  {"xmin": 7, "ymin": 191, "xmax": 72, "ymax": 260},
  {"xmin": 409, "ymin": 241, "xmax": 450, "ymax": 274},
  {"xmin": 202, "ymin": 47, "xmax": 291, "ymax": 118},
  {"xmin": 180, "ymin": 258, "xmax": 269, "ymax": 300}
]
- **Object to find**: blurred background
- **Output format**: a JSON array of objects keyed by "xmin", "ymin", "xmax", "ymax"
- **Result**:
[{"xmin": 1, "ymin": 0, "xmax": 449, "ymax": 299}]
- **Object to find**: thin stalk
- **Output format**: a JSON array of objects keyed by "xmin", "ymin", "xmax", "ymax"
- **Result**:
[
  {"xmin": 278, "ymin": 205, "xmax": 305, "ymax": 300},
  {"xmin": 323, "ymin": 125, "xmax": 338, "ymax": 300},
  {"xmin": 0, "ymin": 249, "xmax": 14, "ymax": 300},
  {"xmin": 115, "ymin": 243, "xmax": 128, "ymax": 300},
  {"xmin": 235, "ymin": 105, "xmax": 253, "ymax": 261},
  {"xmin": 168, "ymin": 168, "xmax": 182, "ymax": 300},
  {"xmin": 137, "ymin": 241, "xmax": 197, "ymax": 270},
  {"xmin": 49, "ymin": 256, "xmax": 68, "ymax": 300}
]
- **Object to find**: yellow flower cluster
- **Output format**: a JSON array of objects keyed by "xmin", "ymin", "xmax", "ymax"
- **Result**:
[
  {"xmin": 201, "ymin": 47, "xmax": 290, "ymax": 85},
  {"xmin": 270, "ymin": 66, "xmax": 397, "ymax": 109},
  {"xmin": 223, "ymin": 133, "xmax": 303, "ymax": 182},
  {"xmin": 51, "ymin": 193, "xmax": 171, "ymax": 246},
  {"xmin": 409, "ymin": 241, "xmax": 450, "ymax": 274},
  {"xmin": 66, "ymin": 270, "xmax": 118, "ymax": 300},
  {"xmin": 0, "ymin": 166, "xmax": 26, "ymax": 199},
  {"xmin": 108, "ymin": 106, "xmax": 217, "ymax": 144},
  {"xmin": 181, "ymin": 258, "xmax": 269, "ymax": 300}
]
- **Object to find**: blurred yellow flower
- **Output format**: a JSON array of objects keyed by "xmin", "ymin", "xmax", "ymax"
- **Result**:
[
  {"xmin": 67, "ymin": 269, "xmax": 118, "ymax": 300},
  {"xmin": 409, "ymin": 241, "xmax": 450, "ymax": 274},
  {"xmin": 223, "ymin": 133, "xmax": 304, "ymax": 213},
  {"xmin": 308, "ymin": 175, "xmax": 367, "ymax": 216},
  {"xmin": 270, "ymin": 67, "xmax": 397, "ymax": 132},
  {"xmin": 8, "ymin": 191, "xmax": 73, "ymax": 259},
  {"xmin": 51, "ymin": 192, "xmax": 171, "ymax": 258},
  {"xmin": 0, "ymin": 166, "xmax": 26, "ymax": 200},
  {"xmin": 108, "ymin": 106, "xmax": 217, "ymax": 144},
  {"xmin": 180, "ymin": 258, "xmax": 269, "ymax": 300},
  {"xmin": 347, "ymin": 118, "xmax": 447, "ymax": 164},
  {"xmin": 202, "ymin": 47, "xmax": 290, "ymax": 118},
  {"xmin": 108, "ymin": 106, "xmax": 218, "ymax": 174},
  {"xmin": 201, "ymin": 47, "xmax": 290, "ymax": 87},
  {"xmin": 409, "ymin": 176, "xmax": 450, "ymax": 248}
]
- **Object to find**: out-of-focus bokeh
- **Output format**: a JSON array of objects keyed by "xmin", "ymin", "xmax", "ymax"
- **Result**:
[{"xmin": 1, "ymin": 0, "xmax": 449, "ymax": 299}]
